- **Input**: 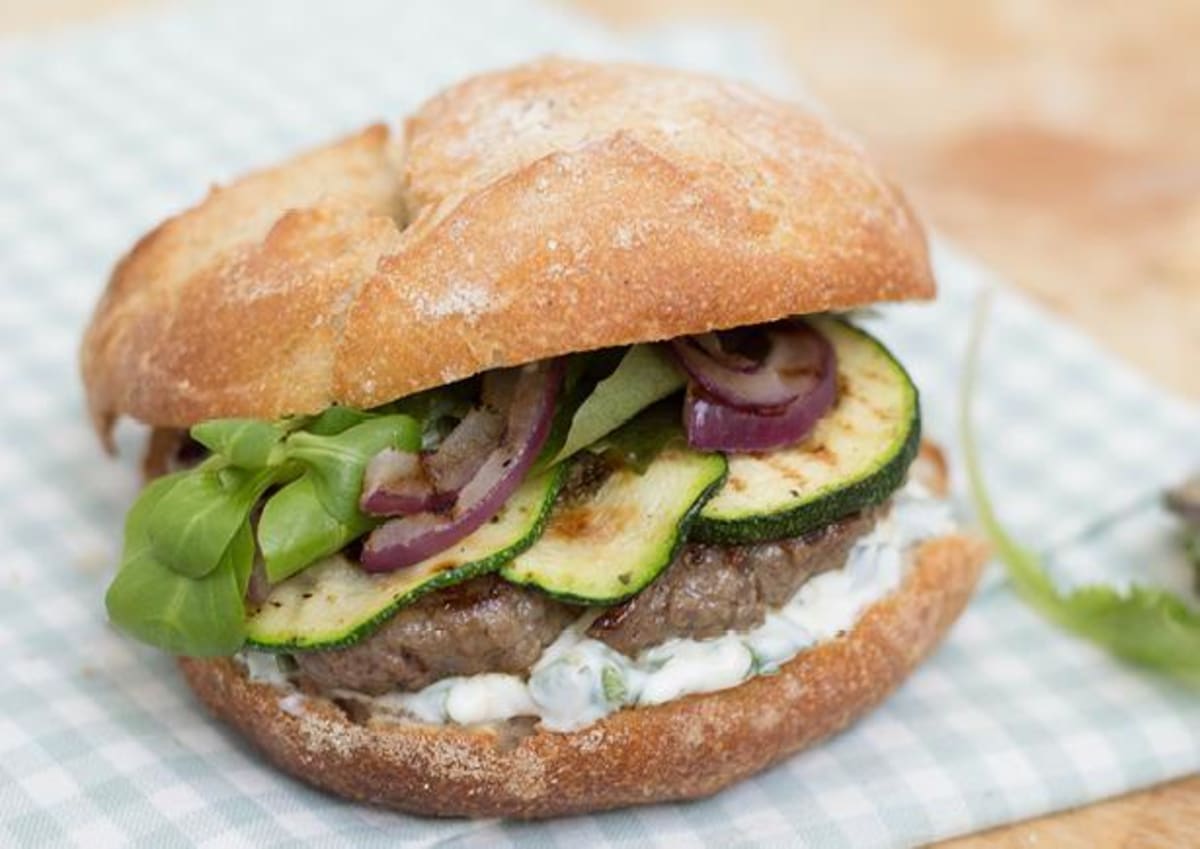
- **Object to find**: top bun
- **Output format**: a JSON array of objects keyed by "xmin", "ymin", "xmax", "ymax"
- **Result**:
[{"xmin": 81, "ymin": 58, "xmax": 934, "ymax": 442}]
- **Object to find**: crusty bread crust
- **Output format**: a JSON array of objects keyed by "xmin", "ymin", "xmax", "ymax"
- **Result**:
[
  {"xmin": 178, "ymin": 532, "xmax": 986, "ymax": 819},
  {"xmin": 82, "ymin": 58, "xmax": 933, "ymax": 443}
]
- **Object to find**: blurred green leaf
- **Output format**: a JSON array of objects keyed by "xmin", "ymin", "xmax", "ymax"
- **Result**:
[
  {"xmin": 190, "ymin": 419, "xmax": 289, "ymax": 469},
  {"xmin": 596, "ymin": 399, "xmax": 684, "ymax": 474},
  {"xmin": 305, "ymin": 407, "xmax": 375, "ymax": 437},
  {"xmin": 961, "ymin": 292, "xmax": 1200, "ymax": 688}
]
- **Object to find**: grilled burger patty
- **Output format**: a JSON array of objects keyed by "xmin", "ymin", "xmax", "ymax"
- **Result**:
[
  {"xmin": 294, "ymin": 574, "xmax": 577, "ymax": 695},
  {"xmin": 587, "ymin": 507, "xmax": 878, "ymax": 656},
  {"xmin": 292, "ymin": 507, "xmax": 880, "ymax": 694}
]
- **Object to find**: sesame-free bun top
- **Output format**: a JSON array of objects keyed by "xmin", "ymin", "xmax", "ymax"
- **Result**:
[{"xmin": 81, "ymin": 58, "xmax": 934, "ymax": 442}]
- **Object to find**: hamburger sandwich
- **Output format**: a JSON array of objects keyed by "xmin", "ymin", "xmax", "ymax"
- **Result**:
[{"xmin": 82, "ymin": 58, "xmax": 987, "ymax": 818}]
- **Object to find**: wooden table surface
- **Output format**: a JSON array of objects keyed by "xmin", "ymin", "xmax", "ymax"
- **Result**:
[{"xmin": 4, "ymin": 1, "xmax": 1198, "ymax": 846}]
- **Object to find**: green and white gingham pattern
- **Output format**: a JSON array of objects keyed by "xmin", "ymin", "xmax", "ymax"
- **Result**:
[{"xmin": 1, "ymin": 2, "xmax": 1198, "ymax": 846}]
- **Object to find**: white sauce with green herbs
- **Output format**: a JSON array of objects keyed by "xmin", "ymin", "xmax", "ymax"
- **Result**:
[{"xmin": 242, "ymin": 481, "xmax": 954, "ymax": 733}]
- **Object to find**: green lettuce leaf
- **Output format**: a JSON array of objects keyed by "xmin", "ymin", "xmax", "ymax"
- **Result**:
[
  {"xmin": 190, "ymin": 419, "xmax": 290, "ymax": 469},
  {"xmin": 106, "ymin": 475, "xmax": 254, "ymax": 657},
  {"xmin": 595, "ymin": 399, "xmax": 684, "ymax": 474},
  {"xmin": 550, "ymin": 344, "xmax": 684, "ymax": 465},
  {"xmin": 258, "ymin": 476, "xmax": 376, "ymax": 583},
  {"xmin": 304, "ymin": 406, "xmax": 376, "ymax": 436},
  {"xmin": 961, "ymin": 292, "xmax": 1200, "ymax": 687},
  {"xmin": 284, "ymin": 415, "xmax": 421, "ymax": 522},
  {"xmin": 146, "ymin": 465, "xmax": 281, "ymax": 578}
]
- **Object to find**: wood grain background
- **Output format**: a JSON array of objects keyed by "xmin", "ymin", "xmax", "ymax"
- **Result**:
[{"xmin": 3, "ymin": 1, "xmax": 1197, "ymax": 845}]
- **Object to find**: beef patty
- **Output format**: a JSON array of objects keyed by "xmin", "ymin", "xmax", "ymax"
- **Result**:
[
  {"xmin": 295, "ymin": 574, "xmax": 577, "ymax": 695},
  {"xmin": 587, "ymin": 508, "xmax": 878, "ymax": 655},
  {"xmin": 292, "ymin": 507, "xmax": 880, "ymax": 694}
]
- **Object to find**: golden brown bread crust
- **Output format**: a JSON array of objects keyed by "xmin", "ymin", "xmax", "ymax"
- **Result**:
[
  {"xmin": 178, "ymin": 532, "xmax": 986, "ymax": 819},
  {"xmin": 82, "ymin": 58, "xmax": 934, "ymax": 442}
]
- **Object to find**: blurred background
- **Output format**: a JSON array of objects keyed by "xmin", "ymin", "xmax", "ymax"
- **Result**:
[{"xmin": 2, "ymin": 2, "xmax": 1196, "ymax": 846}]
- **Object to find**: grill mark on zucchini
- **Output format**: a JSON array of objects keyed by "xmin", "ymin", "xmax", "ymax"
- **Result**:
[
  {"xmin": 244, "ymin": 466, "xmax": 565, "ymax": 651},
  {"xmin": 501, "ymin": 447, "xmax": 727, "ymax": 605},
  {"xmin": 692, "ymin": 317, "xmax": 919, "ymax": 545}
]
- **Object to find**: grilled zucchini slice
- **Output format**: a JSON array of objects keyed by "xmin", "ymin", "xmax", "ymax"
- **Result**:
[
  {"xmin": 245, "ymin": 467, "xmax": 563, "ymax": 651},
  {"xmin": 692, "ymin": 317, "xmax": 919, "ymax": 544},
  {"xmin": 501, "ymin": 446, "xmax": 726, "ymax": 604}
]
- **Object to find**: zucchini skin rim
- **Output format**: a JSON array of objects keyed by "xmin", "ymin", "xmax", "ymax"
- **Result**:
[
  {"xmin": 690, "ymin": 321, "xmax": 922, "ymax": 546},
  {"xmin": 245, "ymin": 464, "xmax": 567, "ymax": 653},
  {"xmin": 689, "ymin": 413, "xmax": 920, "ymax": 545},
  {"xmin": 501, "ymin": 452, "xmax": 729, "ymax": 607}
]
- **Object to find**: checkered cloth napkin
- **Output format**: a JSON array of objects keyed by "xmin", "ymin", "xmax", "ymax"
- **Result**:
[{"xmin": 2, "ymin": 1, "xmax": 1198, "ymax": 846}]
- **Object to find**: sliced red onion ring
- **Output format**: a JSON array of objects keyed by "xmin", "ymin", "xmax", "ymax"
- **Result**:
[
  {"xmin": 424, "ymin": 406, "xmax": 505, "ymax": 493},
  {"xmin": 361, "ymin": 359, "xmax": 562, "ymax": 572},
  {"xmin": 361, "ymin": 407, "xmax": 505, "ymax": 517},
  {"xmin": 670, "ymin": 321, "xmax": 829, "ymax": 410},
  {"xmin": 360, "ymin": 448, "xmax": 454, "ymax": 515},
  {"xmin": 682, "ymin": 322, "xmax": 837, "ymax": 452},
  {"xmin": 691, "ymin": 332, "xmax": 757, "ymax": 372}
]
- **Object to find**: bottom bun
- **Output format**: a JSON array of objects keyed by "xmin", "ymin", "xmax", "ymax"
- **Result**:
[{"xmin": 180, "ymin": 533, "xmax": 986, "ymax": 818}]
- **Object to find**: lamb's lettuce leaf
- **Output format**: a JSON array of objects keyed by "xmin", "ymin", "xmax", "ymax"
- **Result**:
[
  {"xmin": 190, "ymin": 419, "xmax": 291, "ymax": 468},
  {"xmin": 258, "ymin": 476, "xmax": 376, "ymax": 583},
  {"xmin": 305, "ymin": 406, "xmax": 375, "ymax": 437},
  {"xmin": 146, "ymin": 464, "xmax": 282, "ymax": 578},
  {"xmin": 284, "ymin": 416, "xmax": 421, "ymax": 522},
  {"xmin": 106, "ymin": 474, "xmax": 255, "ymax": 657},
  {"xmin": 107, "ymin": 410, "xmax": 419, "ymax": 656},
  {"xmin": 961, "ymin": 292, "xmax": 1200, "ymax": 687}
]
